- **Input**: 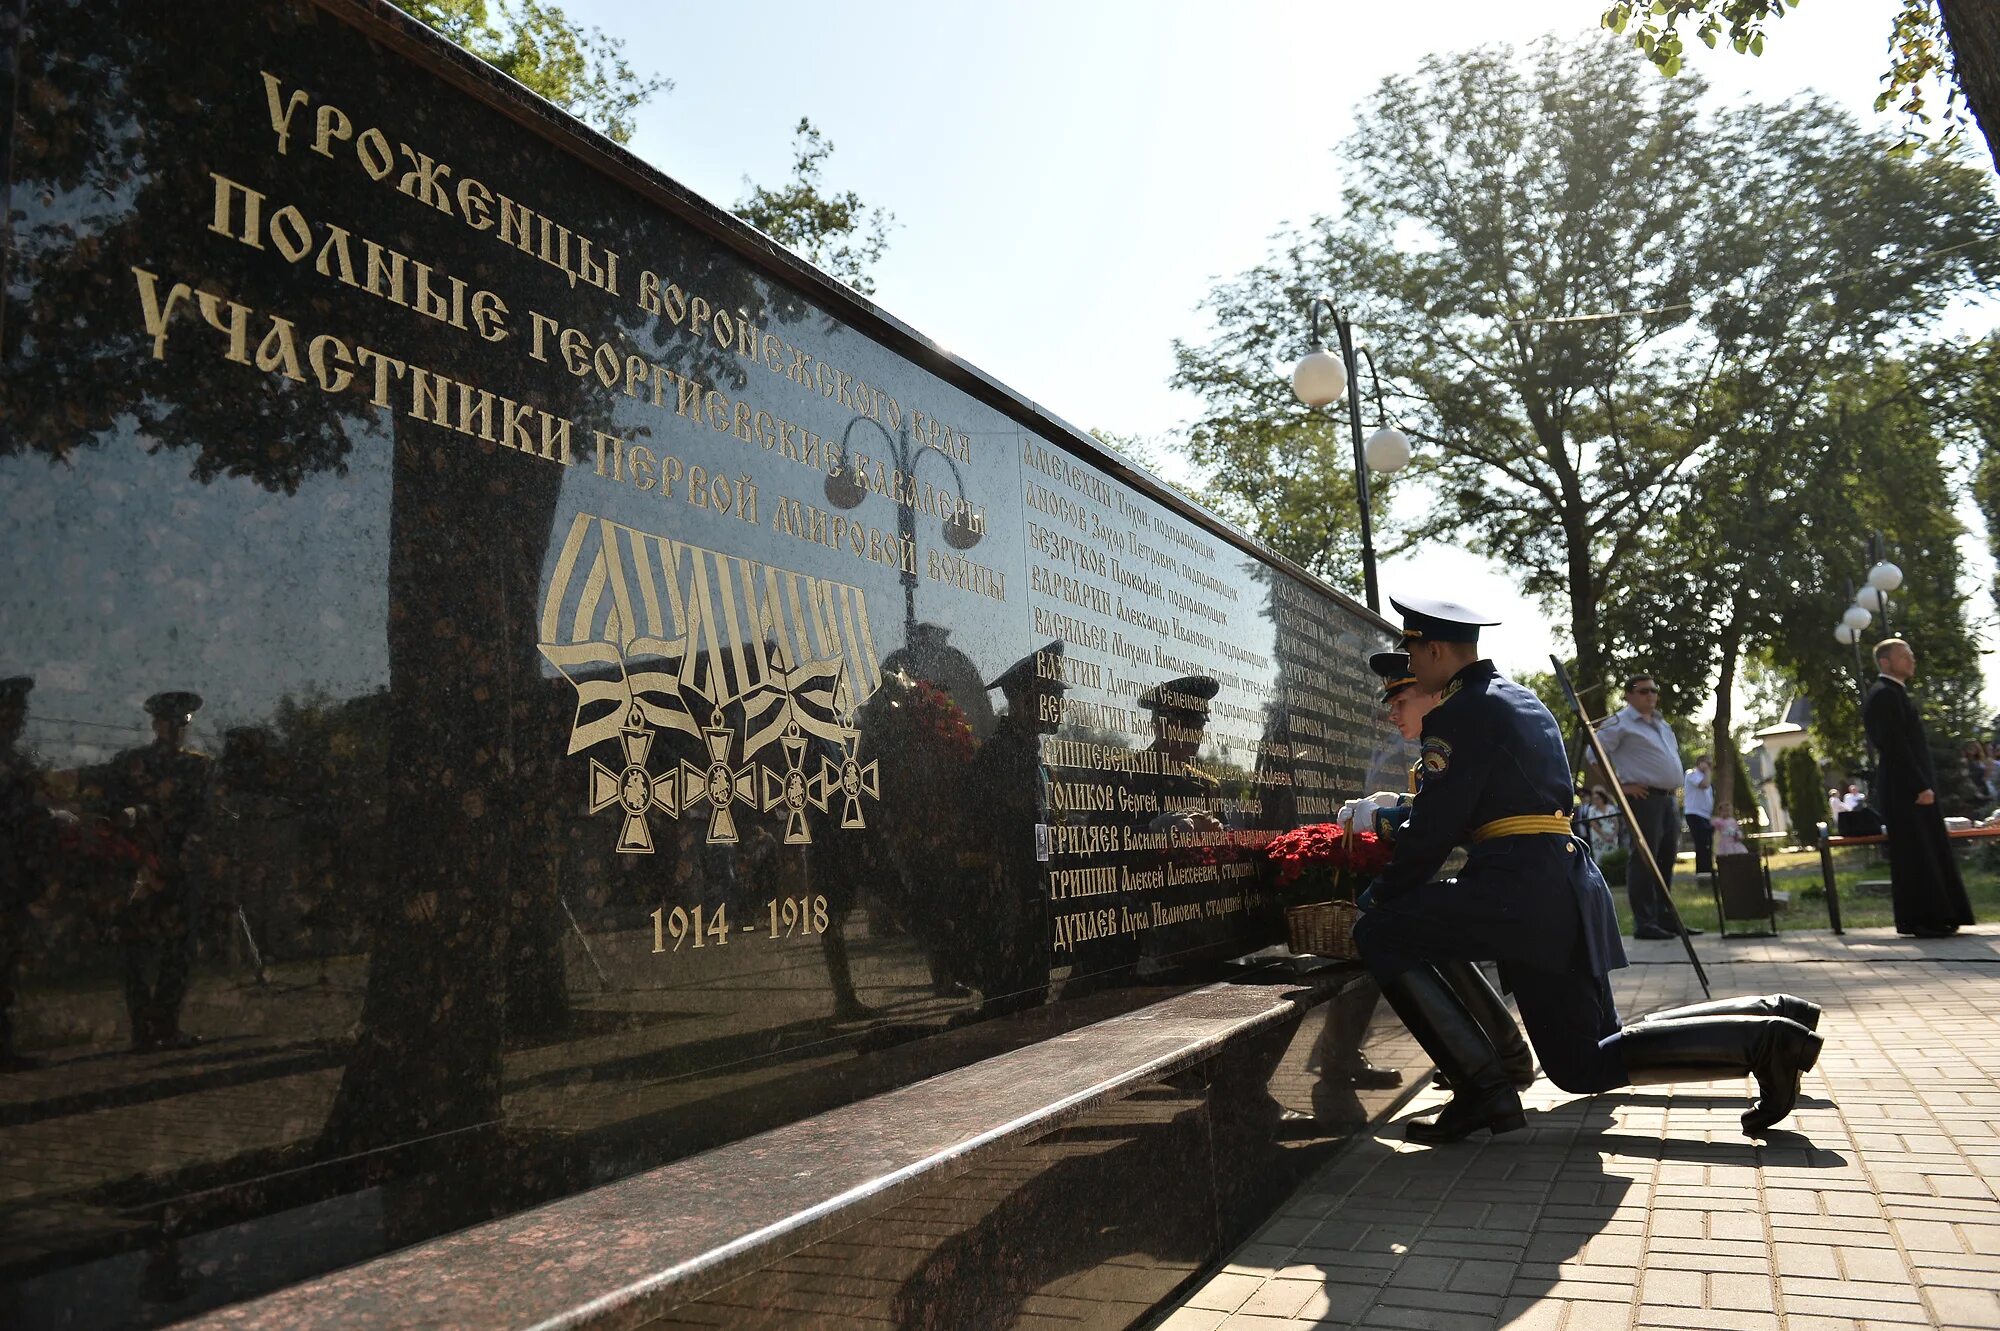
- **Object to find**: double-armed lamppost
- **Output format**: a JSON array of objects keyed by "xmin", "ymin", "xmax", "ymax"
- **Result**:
[
  {"xmin": 1830, "ymin": 534, "xmax": 1904, "ymax": 796},
  {"xmin": 824, "ymin": 415, "xmax": 981, "ymax": 636},
  {"xmin": 1829, "ymin": 533, "xmax": 1904, "ymax": 697},
  {"xmin": 1288, "ymin": 298, "xmax": 1410, "ymax": 614}
]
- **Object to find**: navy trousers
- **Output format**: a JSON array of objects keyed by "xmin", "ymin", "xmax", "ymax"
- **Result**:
[
  {"xmin": 1354, "ymin": 880, "xmax": 1628, "ymax": 1094},
  {"xmin": 1624, "ymin": 792, "xmax": 1680, "ymax": 933}
]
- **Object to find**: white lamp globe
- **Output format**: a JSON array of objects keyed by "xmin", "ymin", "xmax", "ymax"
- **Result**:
[
  {"xmin": 1291, "ymin": 349, "xmax": 1347, "ymax": 408},
  {"xmin": 1364, "ymin": 426, "xmax": 1412, "ymax": 473},
  {"xmin": 1834, "ymin": 623, "xmax": 1860, "ymax": 645},
  {"xmin": 1855, "ymin": 584, "xmax": 1884, "ymax": 612},
  {"xmin": 1841, "ymin": 604, "xmax": 1872, "ymax": 631},
  {"xmin": 1867, "ymin": 560, "xmax": 1903, "ymax": 592}
]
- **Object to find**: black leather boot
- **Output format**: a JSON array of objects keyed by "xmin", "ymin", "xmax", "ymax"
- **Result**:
[
  {"xmin": 1632, "ymin": 993, "xmax": 1820, "ymax": 1032},
  {"xmin": 1378, "ymin": 965, "xmax": 1525, "ymax": 1143},
  {"xmin": 1608, "ymin": 1015, "xmax": 1822, "ymax": 1136},
  {"xmin": 1438, "ymin": 960, "xmax": 1537, "ymax": 1088}
]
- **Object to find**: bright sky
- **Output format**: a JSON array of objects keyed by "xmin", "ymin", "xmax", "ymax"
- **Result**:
[{"xmin": 562, "ymin": 0, "xmax": 1998, "ymax": 723}]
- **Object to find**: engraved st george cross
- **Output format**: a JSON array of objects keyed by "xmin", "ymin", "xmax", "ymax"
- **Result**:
[
  {"xmin": 586, "ymin": 704, "xmax": 679, "ymax": 854},
  {"xmin": 681, "ymin": 709, "xmax": 758, "ymax": 844}
]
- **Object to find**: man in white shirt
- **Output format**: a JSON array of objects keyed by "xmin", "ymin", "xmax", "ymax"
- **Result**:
[
  {"xmin": 1682, "ymin": 754, "xmax": 1715, "ymax": 876},
  {"xmin": 1594, "ymin": 675, "xmax": 1703, "ymax": 940}
]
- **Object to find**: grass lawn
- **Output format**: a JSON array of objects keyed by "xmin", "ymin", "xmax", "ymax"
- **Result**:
[{"xmin": 1604, "ymin": 841, "xmax": 2000, "ymax": 935}]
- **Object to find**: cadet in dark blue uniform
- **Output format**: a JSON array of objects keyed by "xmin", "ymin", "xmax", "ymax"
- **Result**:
[
  {"xmin": 1353, "ymin": 597, "xmax": 1826, "ymax": 1142},
  {"xmin": 1366, "ymin": 651, "xmax": 1535, "ymax": 1092}
]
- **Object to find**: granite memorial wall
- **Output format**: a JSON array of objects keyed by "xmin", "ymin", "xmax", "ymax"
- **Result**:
[{"xmin": 0, "ymin": 2, "xmax": 1408, "ymax": 1325}]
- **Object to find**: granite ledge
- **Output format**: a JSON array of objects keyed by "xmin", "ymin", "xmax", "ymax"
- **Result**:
[{"xmin": 180, "ymin": 972, "xmax": 1353, "ymax": 1331}]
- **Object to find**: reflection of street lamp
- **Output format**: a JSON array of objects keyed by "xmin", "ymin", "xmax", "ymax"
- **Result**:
[
  {"xmin": 1289, "ymin": 299, "xmax": 1409, "ymax": 614},
  {"xmin": 824, "ymin": 415, "xmax": 981, "ymax": 634}
]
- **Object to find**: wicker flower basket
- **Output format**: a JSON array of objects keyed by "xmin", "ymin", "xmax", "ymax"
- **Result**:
[
  {"xmin": 1268, "ymin": 822, "xmax": 1389, "ymax": 961},
  {"xmin": 1285, "ymin": 898, "xmax": 1359, "ymax": 960}
]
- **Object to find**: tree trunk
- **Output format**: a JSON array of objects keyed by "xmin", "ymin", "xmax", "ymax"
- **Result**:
[
  {"xmin": 318, "ymin": 421, "xmax": 568, "ymax": 1153},
  {"xmin": 1711, "ymin": 623, "xmax": 1742, "ymax": 818},
  {"xmin": 1941, "ymin": 0, "xmax": 2000, "ymax": 175},
  {"xmin": 1566, "ymin": 532, "xmax": 1605, "ymax": 704}
]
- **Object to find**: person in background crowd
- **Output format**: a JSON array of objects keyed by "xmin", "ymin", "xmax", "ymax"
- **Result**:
[
  {"xmin": 1862, "ymin": 639, "xmax": 1974, "ymax": 938},
  {"xmin": 1582, "ymin": 787, "xmax": 1622, "ymax": 861},
  {"xmin": 1594, "ymin": 675, "xmax": 1702, "ymax": 940},
  {"xmin": 1682, "ymin": 754, "xmax": 1715, "ymax": 876},
  {"xmin": 1963, "ymin": 740, "xmax": 1993, "ymax": 805},
  {"xmin": 1835, "ymin": 780, "xmax": 1884, "ymax": 837}
]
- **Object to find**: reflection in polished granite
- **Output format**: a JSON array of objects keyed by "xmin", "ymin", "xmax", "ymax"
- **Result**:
[
  {"xmin": 0, "ymin": 1, "xmax": 1408, "ymax": 1325},
  {"xmin": 642, "ymin": 977, "xmax": 1420, "ymax": 1331}
]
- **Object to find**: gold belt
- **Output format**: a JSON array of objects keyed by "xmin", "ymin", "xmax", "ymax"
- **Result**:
[{"xmin": 1470, "ymin": 813, "xmax": 1574, "ymax": 843}]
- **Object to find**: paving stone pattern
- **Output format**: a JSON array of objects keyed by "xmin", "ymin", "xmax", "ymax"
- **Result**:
[{"xmin": 1159, "ymin": 929, "xmax": 2000, "ymax": 1331}]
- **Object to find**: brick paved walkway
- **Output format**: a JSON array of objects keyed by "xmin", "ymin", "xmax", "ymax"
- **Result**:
[{"xmin": 1160, "ymin": 928, "xmax": 2000, "ymax": 1331}]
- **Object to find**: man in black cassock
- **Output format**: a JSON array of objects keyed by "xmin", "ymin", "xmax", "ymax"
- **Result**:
[{"xmin": 1861, "ymin": 638, "xmax": 1974, "ymax": 938}]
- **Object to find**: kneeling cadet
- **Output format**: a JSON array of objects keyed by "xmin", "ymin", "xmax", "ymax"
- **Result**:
[{"xmin": 1353, "ymin": 596, "xmax": 1824, "ymax": 1143}]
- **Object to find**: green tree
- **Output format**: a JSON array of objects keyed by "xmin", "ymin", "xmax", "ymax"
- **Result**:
[
  {"xmin": 1775, "ymin": 741, "xmax": 1823, "ymax": 840},
  {"xmin": 1595, "ymin": 87, "xmax": 1997, "ymax": 813},
  {"xmin": 736, "ymin": 118, "xmax": 896, "ymax": 295},
  {"xmin": 1932, "ymin": 338, "xmax": 2000, "ymax": 636},
  {"xmin": 1608, "ymin": 355, "xmax": 1989, "ymax": 811},
  {"xmin": 1980, "ymin": 445, "xmax": 2000, "ymax": 627},
  {"xmin": 1175, "ymin": 39, "xmax": 1713, "ymax": 683},
  {"xmin": 1176, "ymin": 38, "xmax": 1997, "ymax": 715},
  {"xmin": 1602, "ymin": 1, "xmax": 2000, "ymax": 172},
  {"xmin": 397, "ymin": 0, "xmax": 667, "ymax": 142}
]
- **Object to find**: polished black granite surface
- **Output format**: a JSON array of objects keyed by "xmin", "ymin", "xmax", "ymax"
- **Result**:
[
  {"xmin": 153, "ymin": 973, "xmax": 1420, "ymax": 1331},
  {"xmin": 0, "ymin": 3, "xmax": 1407, "ymax": 1326}
]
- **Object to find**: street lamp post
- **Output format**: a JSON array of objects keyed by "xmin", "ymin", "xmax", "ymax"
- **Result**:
[
  {"xmin": 1289, "ymin": 298, "xmax": 1409, "ymax": 615},
  {"xmin": 1831, "ymin": 533, "xmax": 1904, "ymax": 803},
  {"xmin": 1831, "ymin": 534, "xmax": 1904, "ymax": 697},
  {"xmin": 824, "ymin": 415, "xmax": 981, "ymax": 636},
  {"xmin": 1862, "ymin": 530, "xmax": 1903, "ymax": 639}
]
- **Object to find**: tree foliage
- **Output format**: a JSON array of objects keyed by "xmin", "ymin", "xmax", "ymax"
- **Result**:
[
  {"xmin": 1176, "ymin": 40, "xmax": 1711, "ymax": 679},
  {"xmin": 1176, "ymin": 39, "xmax": 1996, "ymax": 713},
  {"xmin": 1934, "ymin": 339, "xmax": 2000, "ymax": 644},
  {"xmin": 1612, "ymin": 355, "xmax": 1989, "ymax": 788},
  {"xmin": 1176, "ymin": 36, "xmax": 1997, "ymax": 811},
  {"xmin": 397, "ymin": 0, "xmax": 667, "ymax": 143},
  {"xmin": 736, "ymin": 118, "xmax": 897, "ymax": 295},
  {"xmin": 1167, "ymin": 285, "xmax": 1370, "ymax": 579},
  {"xmin": 1602, "ymin": 0, "xmax": 2000, "ymax": 171},
  {"xmin": 1774, "ymin": 740, "xmax": 1824, "ymax": 840},
  {"xmin": 1586, "ymin": 91, "xmax": 1999, "ymax": 811}
]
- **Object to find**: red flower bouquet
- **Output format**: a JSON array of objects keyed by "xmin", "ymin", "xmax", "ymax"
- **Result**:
[
  {"xmin": 904, "ymin": 678, "xmax": 976, "ymax": 766},
  {"xmin": 1265, "ymin": 821, "xmax": 1394, "ymax": 895},
  {"xmin": 1266, "ymin": 821, "xmax": 1394, "ymax": 959}
]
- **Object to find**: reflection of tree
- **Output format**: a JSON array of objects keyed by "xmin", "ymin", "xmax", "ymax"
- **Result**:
[{"xmin": 1, "ymin": 1, "xmax": 800, "ymax": 1152}]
